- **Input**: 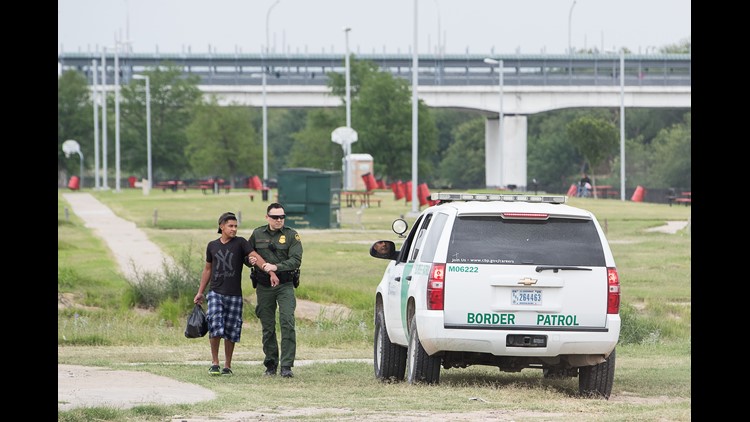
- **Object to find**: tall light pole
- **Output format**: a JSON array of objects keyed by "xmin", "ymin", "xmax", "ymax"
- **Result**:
[
  {"xmin": 262, "ymin": 0, "xmax": 281, "ymax": 191},
  {"xmin": 619, "ymin": 49, "xmax": 626, "ymax": 201},
  {"xmin": 568, "ymin": 0, "xmax": 577, "ymax": 54},
  {"xmin": 343, "ymin": 26, "xmax": 352, "ymax": 189},
  {"xmin": 411, "ymin": 0, "xmax": 419, "ymax": 214},
  {"xmin": 484, "ymin": 58, "xmax": 504, "ymax": 188},
  {"xmin": 92, "ymin": 59, "xmax": 100, "ymax": 189},
  {"xmin": 133, "ymin": 74, "xmax": 152, "ymax": 195},
  {"xmin": 114, "ymin": 39, "xmax": 121, "ymax": 192},
  {"xmin": 101, "ymin": 48, "xmax": 109, "ymax": 189}
]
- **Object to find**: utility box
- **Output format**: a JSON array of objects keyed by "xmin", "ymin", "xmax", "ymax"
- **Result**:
[
  {"xmin": 278, "ymin": 168, "xmax": 342, "ymax": 229},
  {"xmin": 344, "ymin": 153, "xmax": 373, "ymax": 191}
]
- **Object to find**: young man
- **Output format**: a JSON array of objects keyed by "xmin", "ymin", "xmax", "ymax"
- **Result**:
[
  {"xmin": 248, "ymin": 203, "xmax": 303, "ymax": 378},
  {"xmin": 193, "ymin": 212, "xmax": 275, "ymax": 376}
]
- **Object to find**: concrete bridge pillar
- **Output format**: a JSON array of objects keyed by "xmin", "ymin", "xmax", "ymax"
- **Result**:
[{"xmin": 484, "ymin": 115, "xmax": 527, "ymax": 190}]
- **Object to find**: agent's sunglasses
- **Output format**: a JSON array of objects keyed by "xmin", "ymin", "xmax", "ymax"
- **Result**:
[{"xmin": 267, "ymin": 214, "xmax": 286, "ymax": 220}]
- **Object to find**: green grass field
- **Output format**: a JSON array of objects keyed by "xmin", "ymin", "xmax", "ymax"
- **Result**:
[{"xmin": 58, "ymin": 187, "xmax": 691, "ymax": 421}]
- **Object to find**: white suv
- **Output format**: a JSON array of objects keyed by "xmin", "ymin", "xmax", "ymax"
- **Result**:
[{"xmin": 370, "ymin": 192, "xmax": 621, "ymax": 398}]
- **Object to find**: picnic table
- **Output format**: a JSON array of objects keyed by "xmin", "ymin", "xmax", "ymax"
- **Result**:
[
  {"xmin": 673, "ymin": 191, "xmax": 691, "ymax": 206},
  {"xmin": 593, "ymin": 185, "xmax": 618, "ymax": 199},
  {"xmin": 342, "ymin": 191, "xmax": 380, "ymax": 207}
]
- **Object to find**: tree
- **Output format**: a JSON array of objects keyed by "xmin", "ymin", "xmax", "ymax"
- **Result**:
[
  {"xmin": 268, "ymin": 109, "xmax": 310, "ymax": 179},
  {"xmin": 661, "ymin": 37, "xmax": 691, "ymax": 54},
  {"xmin": 185, "ymin": 99, "xmax": 260, "ymax": 187},
  {"xmin": 328, "ymin": 57, "xmax": 437, "ymax": 183},
  {"xmin": 647, "ymin": 112, "xmax": 691, "ymax": 189},
  {"xmin": 566, "ymin": 115, "xmax": 619, "ymax": 184},
  {"xmin": 287, "ymin": 109, "xmax": 343, "ymax": 171},
  {"xmin": 527, "ymin": 110, "xmax": 584, "ymax": 193},
  {"xmin": 58, "ymin": 71, "xmax": 92, "ymax": 179},
  {"xmin": 119, "ymin": 64, "xmax": 202, "ymax": 180},
  {"xmin": 437, "ymin": 118, "xmax": 485, "ymax": 188}
]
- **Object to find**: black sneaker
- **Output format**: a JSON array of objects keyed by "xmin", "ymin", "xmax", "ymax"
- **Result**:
[
  {"xmin": 263, "ymin": 365, "xmax": 277, "ymax": 376},
  {"xmin": 221, "ymin": 367, "xmax": 233, "ymax": 376},
  {"xmin": 280, "ymin": 366, "xmax": 294, "ymax": 378},
  {"xmin": 208, "ymin": 364, "xmax": 221, "ymax": 376}
]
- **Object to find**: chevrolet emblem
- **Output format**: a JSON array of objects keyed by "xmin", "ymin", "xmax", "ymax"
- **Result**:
[{"xmin": 518, "ymin": 277, "xmax": 538, "ymax": 286}]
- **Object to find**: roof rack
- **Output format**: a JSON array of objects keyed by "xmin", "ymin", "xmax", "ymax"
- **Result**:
[{"xmin": 430, "ymin": 192, "xmax": 567, "ymax": 204}]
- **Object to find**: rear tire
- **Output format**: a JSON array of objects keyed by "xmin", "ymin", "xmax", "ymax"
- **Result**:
[
  {"xmin": 579, "ymin": 348, "xmax": 616, "ymax": 399},
  {"xmin": 406, "ymin": 314, "xmax": 441, "ymax": 384},
  {"xmin": 374, "ymin": 307, "xmax": 406, "ymax": 381}
]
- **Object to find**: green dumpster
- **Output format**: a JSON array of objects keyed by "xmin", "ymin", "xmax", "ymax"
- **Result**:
[{"xmin": 277, "ymin": 168, "xmax": 341, "ymax": 229}]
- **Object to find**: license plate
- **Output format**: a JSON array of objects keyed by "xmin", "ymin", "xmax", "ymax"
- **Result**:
[{"xmin": 512, "ymin": 289, "xmax": 542, "ymax": 305}]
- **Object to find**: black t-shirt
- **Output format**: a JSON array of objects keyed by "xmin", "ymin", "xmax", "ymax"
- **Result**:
[{"xmin": 205, "ymin": 236, "xmax": 252, "ymax": 296}]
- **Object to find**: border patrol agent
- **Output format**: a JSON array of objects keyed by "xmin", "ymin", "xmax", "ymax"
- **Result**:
[{"xmin": 249, "ymin": 202, "xmax": 303, "ymax": 378}]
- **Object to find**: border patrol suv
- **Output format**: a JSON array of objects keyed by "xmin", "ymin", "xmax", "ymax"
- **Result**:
[{"xmin": 370, "ymin": 192, "xmax": 620, "ymax": 398}]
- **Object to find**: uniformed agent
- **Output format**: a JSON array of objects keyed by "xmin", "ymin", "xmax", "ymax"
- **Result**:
[{"xmin": 248, "ymin": 203, "xmax": 303, "ymax": 378}]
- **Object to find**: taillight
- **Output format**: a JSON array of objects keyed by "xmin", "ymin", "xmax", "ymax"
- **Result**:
[
  {"xmin": 427, "ymin": 263, "xmax": 445, "ymax": 310},
  {"xmin": 607, "ymin": 267, "xmax": 621, "ymax": 314}
]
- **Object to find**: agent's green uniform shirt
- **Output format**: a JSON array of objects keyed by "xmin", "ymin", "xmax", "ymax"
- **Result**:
[{"xmin": 249, "ymin": 225, "xmax": 303, "ymax": 273}]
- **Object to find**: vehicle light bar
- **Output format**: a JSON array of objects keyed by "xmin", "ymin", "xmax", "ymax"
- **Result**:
[{"xmin": 431, "ymin": 192, "xmax": 567, "ymax": 204}]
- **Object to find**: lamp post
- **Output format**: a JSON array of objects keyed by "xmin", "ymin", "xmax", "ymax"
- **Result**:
[
  {"xmin": 101, "ymin": 48, "xmax": 109, "ymax": 189},
  {"xmin": 262, "ymin": 0, "xmax": 281, "ymax": 191},
  {"xmin": 114, "ymin": 40, "xmax": 121, "ymax": 192},
  {"xmin": 343, "ymin": 26, "xmax": 352, "ymax": 189},
  {"xmin": 619, "ymin": 49, "xmax": 625, "ymax": 201},
  {"xmin": 410, "ymin": 0, "xmax": 419, "ymax": 215},
  {"xmin": 132, "ymin": 74, "xmax": 152, "ymax": 195},
  {"xmin": 92, "ymin": 58, "xmax": 100, "ymax": 189},
  {"xmin": 568, "ymin": 0, "xmax": 577, "ymax": 54},
  {"xmin": 483, "ymin": 58, "xmax": 504, "ymax": 188}
]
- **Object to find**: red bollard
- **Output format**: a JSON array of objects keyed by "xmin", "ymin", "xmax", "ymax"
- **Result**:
[
  {"xmin": 418, "ymin": 183, "xmax": 431, "ymax": 206},
  {"xmin": 392, "ymin": 180, "xmax": 405, "ymax": 200},
  {"xmin": 631, "ymin": 185, "xmax": 646, "ymax": 202},
  {"xmin": 404, "ymin": 181, "xmax": 413, "ymax": 203},
  {"xmin": 566, "ymin": 184, "xmax": 578, "ymax": 197},
  {"xmin": 67, "ymin": 175, "xmax": 80, "ymax": 190}
]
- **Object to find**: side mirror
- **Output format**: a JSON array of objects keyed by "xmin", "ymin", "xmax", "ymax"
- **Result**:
[
  {"xmin": 392, "ymin": 218, "xmax": 408, "ymax": 236},
  {"xmin": 370, "ymin": 240, "xmax": 398, "ymax": 260}
]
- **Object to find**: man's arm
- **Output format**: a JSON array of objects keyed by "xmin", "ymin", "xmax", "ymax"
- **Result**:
[
  {"xmin": 194, "ymin": 261, "xmax": 211, "ymax": 304},
  {"xmin": 249, "ymin": 250, "xmax": 280, "ymax": 287}
]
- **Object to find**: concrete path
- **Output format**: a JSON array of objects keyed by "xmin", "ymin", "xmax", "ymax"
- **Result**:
[{"xmin": 62, "ymin": 193, "xmax": 174, "ymax": 280}]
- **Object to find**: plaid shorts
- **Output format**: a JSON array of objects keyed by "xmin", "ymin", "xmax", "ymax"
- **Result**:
[{"xmin": 206, "ymin": 290, "xmax": 243, "ymax": 343}]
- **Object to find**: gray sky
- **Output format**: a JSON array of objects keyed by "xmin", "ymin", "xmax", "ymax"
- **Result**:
[{"xmin": 58, "ymin": 0, "xmax": 691, "ymax": 56}]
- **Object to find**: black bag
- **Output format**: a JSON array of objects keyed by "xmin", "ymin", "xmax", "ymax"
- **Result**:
[{"xmin": 184, "ymin": 304, "xmax": 209, "ymax": 338}]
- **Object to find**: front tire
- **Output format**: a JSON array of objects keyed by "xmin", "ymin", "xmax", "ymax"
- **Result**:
[
  {"xmin": 579, "ymin": 348, "xmax": 616, "ymax": 399},
  {"xmin": 406, "ymin": 314, "xmax": 441, "ymax": 384},
  {"xmin": 374, "ymin": 307, "xmax": 406, "ymax": 381}
]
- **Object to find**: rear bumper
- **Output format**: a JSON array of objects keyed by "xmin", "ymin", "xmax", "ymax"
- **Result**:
[{"xmin": 415, "ymin": 311, "xmax": 620, "ymax": 357}]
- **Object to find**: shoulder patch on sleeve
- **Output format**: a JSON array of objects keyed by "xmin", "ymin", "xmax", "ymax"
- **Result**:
[{"xmin": 295, "ymin": 233, "xmax": 301, "ymax": 241}]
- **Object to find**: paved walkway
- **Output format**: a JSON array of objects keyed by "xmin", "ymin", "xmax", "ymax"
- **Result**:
[{"xmin": 62, "ymin": 193, "xmax": 174, "ymax": 280}]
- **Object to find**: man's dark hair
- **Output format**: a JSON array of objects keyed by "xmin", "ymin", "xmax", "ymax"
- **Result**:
[
  {"xmin": 217, "ymin": 212, "xmax": 237, "ymax": 233},
  {"xmin": 266, "ymin": 203, "xmax": 284, "ymax": 213}
]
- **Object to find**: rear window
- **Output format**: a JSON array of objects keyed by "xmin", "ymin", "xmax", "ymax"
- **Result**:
[{"xmin": 446, "ymin": 216, "xmax": 606, "ymax": 266}]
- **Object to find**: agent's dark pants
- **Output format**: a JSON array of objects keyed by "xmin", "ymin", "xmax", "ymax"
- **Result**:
[{"xmin": 255, "ymin": 282, "xmax": 296, "ymax": 368}]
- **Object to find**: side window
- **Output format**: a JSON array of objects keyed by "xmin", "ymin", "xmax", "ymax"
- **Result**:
[
  {"xmin": 418, "ymin": 213, "xmax": 448, "ymax": 263},
  {"xmin": 409, "ymin": 213, "xmax": 433, "ymax": 261}
]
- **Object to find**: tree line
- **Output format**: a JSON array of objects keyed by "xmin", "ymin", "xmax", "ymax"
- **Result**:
[{"xmin": 57, "ymin": 41, "xmax": 690, "ymax": 193}]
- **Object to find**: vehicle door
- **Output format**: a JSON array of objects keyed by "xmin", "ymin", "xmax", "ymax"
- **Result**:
[{"xmin": 384, "ymin": 213, "xmax": 430, "ymax": 343}]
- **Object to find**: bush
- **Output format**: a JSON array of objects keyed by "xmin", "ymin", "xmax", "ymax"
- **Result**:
[
  {"xmin": 127, "ymin": 245, "xmax": 200, "ymax": 311},
  {"xmin": 619, "ymin": 302, "xmax": 662, "ymax": 345}
]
